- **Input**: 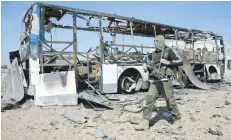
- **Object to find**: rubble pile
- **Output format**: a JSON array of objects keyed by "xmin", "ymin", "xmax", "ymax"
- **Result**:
[{"xmin": 2, "ymin": 89, "xmax": 231, "ymax": 140}]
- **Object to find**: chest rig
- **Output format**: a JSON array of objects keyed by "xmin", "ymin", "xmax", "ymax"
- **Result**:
[{"xmin": 151, "ymin": 47, "xmax": 174, "ymax": 76}]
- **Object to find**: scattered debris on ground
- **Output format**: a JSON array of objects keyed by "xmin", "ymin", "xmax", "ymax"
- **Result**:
[
  {"xmin": 93, "ymin": 129, "xmax": 106, "ymax": 138},
  {"xmin": 25, "ymin": 125, "xmax": 40, "ymax": 130},
  {"xmin": 48, "ymin": 120, "xmax": 58, "ymax": 126},
  {"xmin": 224, "ymin": 100, "xmax": 231, "ymax": 105},
  {"xmin": 64, "ymin": 108, "xmax": 87, "ymax": 124},
  {"xmin": 2, "ymin": 89, "xmax": 231, "ymax": 140},
  {"xmin": 190, "ymin": 116, "xmax": 197, "ymax": 122},
  {"xmin": 208, "ymin": 127, "xmax": 223, "ymax": 136}
]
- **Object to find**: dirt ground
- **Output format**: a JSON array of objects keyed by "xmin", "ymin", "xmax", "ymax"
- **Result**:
[{"xmin": 1, "ymin": 89, "xmax": 231, "ymax": 140}]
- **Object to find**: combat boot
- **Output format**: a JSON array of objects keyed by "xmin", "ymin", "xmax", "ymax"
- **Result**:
[
  {"xmin": 134, "ymin": 119, "xmax": 149, "ymax": 131},
  {"xmin": 172, "ymin": 114, "xmax": 181, "ymax": 121},
  {"xmin": 168, "ymin": 114, "xmax": 181, "ymax": 124},
  {"xmin": 172, "ymin": 109, "xmax": 181, "ymax": 121}
]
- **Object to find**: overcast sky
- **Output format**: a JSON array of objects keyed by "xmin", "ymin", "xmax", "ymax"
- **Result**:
[{"xmin": 2, "ymin": 1, "xmax": 231, "ymax": 64}]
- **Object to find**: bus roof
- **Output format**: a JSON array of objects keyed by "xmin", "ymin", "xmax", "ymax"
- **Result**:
[{"xmin": 24, "ymin": 2, "xmax": 222, "ymax": 40}]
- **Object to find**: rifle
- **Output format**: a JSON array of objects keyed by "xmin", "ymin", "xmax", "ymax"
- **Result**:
[
  {"xmin": 144, "ymin": 54, "xmax": 168, "ymax": 82},
  {"xmin": 146, "ymin": 65, "xmax": 169, "ymax": 82}
]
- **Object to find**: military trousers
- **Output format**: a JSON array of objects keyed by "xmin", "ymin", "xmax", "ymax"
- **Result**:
[{"xmin": 143, "ymin": 80, "xmax": 181, "ymax": 120}]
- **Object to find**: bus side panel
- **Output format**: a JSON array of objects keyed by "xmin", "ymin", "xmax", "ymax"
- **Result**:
[
  {"xmin": 102, "ymin": 64, "xmax": 118, "ymax": 93},
  {"xmin": 224, "ymin": 45, "xmax": 231, "ymax": 83},
  {"xmin": 29, "ymin": 3, "xmax": 41, "ymax": 85},
  {"xmin": 30, "ymin": 3, "xmax": 40, "ymax": 58}
]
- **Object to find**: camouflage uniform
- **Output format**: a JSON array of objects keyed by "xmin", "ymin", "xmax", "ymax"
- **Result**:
[{"xmin": 135, "ymin": 35, "xmax": 182, "ymax": 131}]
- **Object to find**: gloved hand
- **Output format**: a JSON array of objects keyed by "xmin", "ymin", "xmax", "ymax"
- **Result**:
[
  {"xmin": 160, "ymin": 59, "xmax": 170, "ymax": 65},
  {"xmin": 143, "ymin": 63, "xmax": 148, "ymax": 72}
]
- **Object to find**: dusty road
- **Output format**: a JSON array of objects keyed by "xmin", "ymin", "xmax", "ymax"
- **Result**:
[{"xmin": 1, "ymin": 90, "xmax": 231, "ymax": 140}]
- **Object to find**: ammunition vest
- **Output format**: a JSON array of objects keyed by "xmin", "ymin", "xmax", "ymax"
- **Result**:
[{"xmin": 151, "ymin": 47, "xmax": 175, "ymax": 76}]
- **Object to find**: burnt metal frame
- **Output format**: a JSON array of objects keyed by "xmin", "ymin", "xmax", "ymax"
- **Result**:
[
  {"xmin": 38, "ymin": 5, "xmax": 79, "ymax": 88},
  {"xmin": 23, "ymin": 2, "xmax": 223, "ymax": 39},
  {"xmin": 24, "ymin": 2, "xmax": 225, "ymax": 92}
]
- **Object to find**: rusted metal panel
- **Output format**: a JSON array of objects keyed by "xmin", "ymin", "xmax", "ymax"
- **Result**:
[
  {"xmin": 92, "ymin": 64, "xmax": 101, "ymax": 76},
  {"xmin": 176, "ymin": 50, "xmax": 212, "ymax": 90}
]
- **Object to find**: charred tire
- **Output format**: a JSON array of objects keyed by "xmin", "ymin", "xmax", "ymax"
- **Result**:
[
  {"xmin": 118, "ymin": 68, "xmax": 141, "ymax": 94},
  {"xmin": 118, "ymin": 76, "xmax": 136, "ymax": 94},
  {"xmin": 118, "ymin": 76, "xmax": 129, "ymax": 93}
]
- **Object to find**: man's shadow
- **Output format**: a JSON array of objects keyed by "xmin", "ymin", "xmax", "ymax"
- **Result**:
[{"xmin": 149, "ymin": 107, "xmax": 174, "ymax": 127}]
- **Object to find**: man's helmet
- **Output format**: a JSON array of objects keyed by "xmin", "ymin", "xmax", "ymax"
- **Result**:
[{"xmin": 154, "ymin": 35, "xmax": 165, "ymax": 50}]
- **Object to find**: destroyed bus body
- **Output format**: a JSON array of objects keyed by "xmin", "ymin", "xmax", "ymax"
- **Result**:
[
  {"xmin": 162, "ymin": 36, "xmax": 225, "ymax": 87},
  {"xmin": 224, "ymin": 44, "xmax": 231, "ymax": 84},
  {"xmin": 2, "ymin": 2, "xmax": 228, "ymax": 107}
]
